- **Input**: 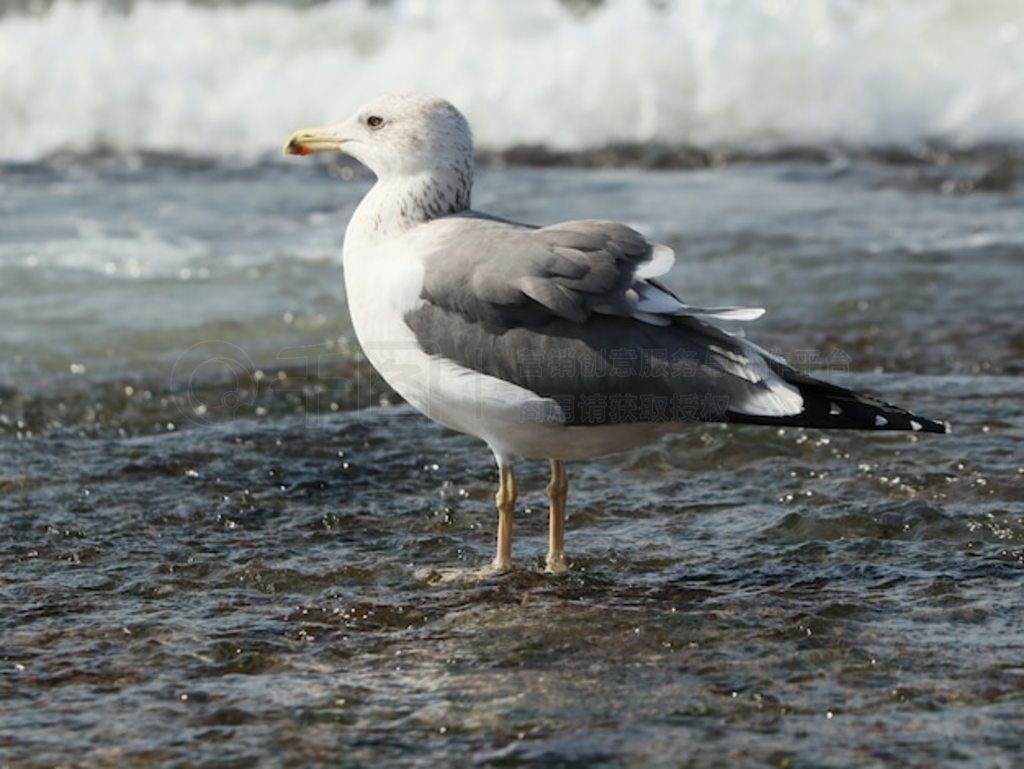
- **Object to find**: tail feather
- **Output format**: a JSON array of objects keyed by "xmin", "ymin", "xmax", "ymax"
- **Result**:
[{"xmin": 727, "ymin": 368, "xmax": 950, "ymax": 434}]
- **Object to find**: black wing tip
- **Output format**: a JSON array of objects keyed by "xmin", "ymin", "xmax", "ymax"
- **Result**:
[
  {"xmin": 727, "ymin": 410, "xmax": 951, "ymax": 434},
  {"xmin": 879, "ymin": 414, "xmax": 951, "ymax": 434},
  {"xmin": 727, "ymin": 370, "xmax": 952, "ymax": 435},
  {"xmin": 917, "ymin": 417, "xmax": 952, "ymax": 435},
  {"xmin": 807, "ymin": 397, "xmax": 952, "ymax": 435},
  {"xmin": 784, "ymin": 368, "xmax": 951, "ymax": 435},
  {"xmin": 928, "ymin": 417, "xmax": 952, "ymax": 435}
]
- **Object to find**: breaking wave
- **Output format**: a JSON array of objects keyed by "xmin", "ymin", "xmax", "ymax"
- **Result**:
[{"xmin": 1, "ymin": 0, "xmax": 1023, "ymax": 160}]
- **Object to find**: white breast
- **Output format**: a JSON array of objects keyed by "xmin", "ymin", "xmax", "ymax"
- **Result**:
[{"xmin": 342, "ymin": 221, "xmax": 567, "ymax": 458}]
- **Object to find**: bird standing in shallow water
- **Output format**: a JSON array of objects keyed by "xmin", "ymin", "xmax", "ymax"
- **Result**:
[{"xmin": 285, "ymin": 94, "xmax": 947, "ymax": 574}]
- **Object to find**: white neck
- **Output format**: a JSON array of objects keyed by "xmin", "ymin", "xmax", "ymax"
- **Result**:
[{"xmin": 344, "ymin": 163, "xmax": 472, "ymax": 251}]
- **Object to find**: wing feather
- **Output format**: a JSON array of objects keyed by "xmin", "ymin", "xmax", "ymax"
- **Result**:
[
  {"xmin": 419, "ymin": 216, "xmax": 762, "ymax": 327},
  {"xmin": 406, "ymin": 215, "xmax": 799, "ymax": 426}
]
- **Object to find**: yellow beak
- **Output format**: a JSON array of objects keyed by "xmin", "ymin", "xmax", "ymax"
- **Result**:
[{"xmin": 283, "ymin": 127, "xmax": 345, "ymax": 156}]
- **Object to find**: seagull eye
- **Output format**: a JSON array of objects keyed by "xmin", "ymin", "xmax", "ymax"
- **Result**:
[{"xmin": 366, "ymin": 115, "xmax": 384, "ymax": 129}]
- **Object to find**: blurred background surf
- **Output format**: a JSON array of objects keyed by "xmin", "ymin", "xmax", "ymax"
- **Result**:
[
  {"xmin": 2, "ymin": 0, "xmax": 1024, "ymax": 158},
  {"xmin": 1, "ymin": 2, "xmax": 1022, "ymax": 767}
]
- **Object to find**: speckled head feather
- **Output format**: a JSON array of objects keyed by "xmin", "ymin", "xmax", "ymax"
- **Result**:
[
  {"xmin": 338, "ymin": 94, "xmax": 472, "ymax": 183},
  {"xmin": 335, "ymin": 94, "xmax": 475, "ymax": 226},
  {"xmin": 285, "ymin": 94, "xmax": 476, "ymax": 229}
]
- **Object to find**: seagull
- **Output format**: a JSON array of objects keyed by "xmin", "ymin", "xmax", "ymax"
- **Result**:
[{"xmin": 284, "ymin": 94, "xmax": 948, "ymax": 574}]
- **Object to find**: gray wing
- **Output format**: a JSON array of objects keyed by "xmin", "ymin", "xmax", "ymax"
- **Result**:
[
  {"xmin": 406, "ymin": 216, "xmax": 804, "ymax": 427},
  {"xmin": 417, "ymin": 217, "xmax": 763, "ymax": 328}
]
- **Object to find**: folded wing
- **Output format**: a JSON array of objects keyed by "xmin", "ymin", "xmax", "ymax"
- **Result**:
[{"xmin": 405, "ymin": 216, "xmax": 947, "ymax": 433}]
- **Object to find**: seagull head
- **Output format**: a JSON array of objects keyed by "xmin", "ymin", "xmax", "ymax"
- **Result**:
[{"xmin": 284, "ymin": 94, "xmax": 474, "ymax": 179}]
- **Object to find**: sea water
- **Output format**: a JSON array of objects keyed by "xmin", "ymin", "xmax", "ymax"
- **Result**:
[{"xmin": 1, "ymin": 1, "xmax": 1023, "ymax": 767}]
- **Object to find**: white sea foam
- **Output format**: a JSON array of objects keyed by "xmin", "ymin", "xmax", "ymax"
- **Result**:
[{"xmin": 1, "ymin": 0, "xmax": 1023, "ymax": 160}]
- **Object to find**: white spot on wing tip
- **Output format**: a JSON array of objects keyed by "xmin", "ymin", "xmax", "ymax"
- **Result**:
[{"xmin": 874, "ymin": 415, "xmax": 888, "ymax": 427}]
